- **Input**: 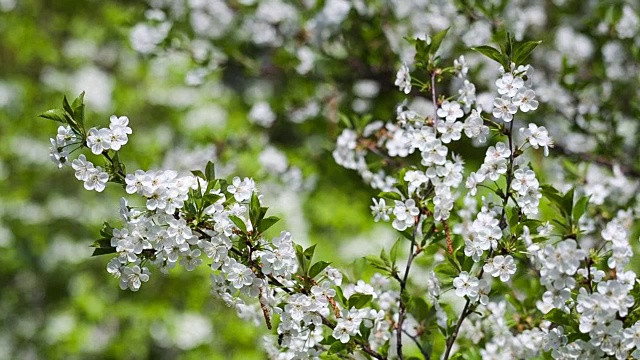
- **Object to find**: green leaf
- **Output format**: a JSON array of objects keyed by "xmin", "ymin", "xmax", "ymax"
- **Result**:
[
  {"xmin": 399, "ymin": 229, "xmax": 413, "ymax": 241},
  {"xmin": 328, "ymin": 340, "xmax": 347, "ymax": 354},
  {"xmin": 379, "ymin": 340, "xmax": 390, "ymax": 358},
  {"xmin": 228, "ymin": 215, "xmax": 247, "ymax": 233},
  {"xmin": 303, "ymin": 244, "xmax": 316, "ymax": 261},
  {"xmin": 561, "ymin": 187, "xmax": 575, "ymax": 217},
  {"xmin": 408, "ymin": 297, "xmax": 433, "ymax": 324},
  {"xmin": 338, "ymin": 113, "xmax": 353, "ymax": 129},
  {"xmin": 359, "ymin": 322, "xmax": 372, "ymax": 343},
  {"xmin": 91, "ymin": 228, "xmax": 116, "ymax": 256},
  {"xmin": 380, "ymin": 248, "xmax": 391, "ymax": 267},
  {"xmin": 203, "ymin": 193, "xmax": 222, "ymax": 204},
  {"xmin": 541, "ymin": 185, "xmax": 570, "ymax": 217},
  {"xmin": 505, "ymin": 32, "xmax": 514, "ymax": 57},
  {"xmin": 405, "ymin": 37, "xmax": 431, "ymax": 67},
  {"xmin": 434, "ymin": 262, "xmax": 458, "ymax": 277},
  {"xmin": 92, "ymin": 247, "xmax": 117, "ymax": 256},
  {"xmin": 348, "ymin": 293, "xmax": 373, "ymax": 309},
  {"xmin": 507, "ymin": 206, "xmax": 520, "ymax": 229},
  {"xmin": 377, "ymin": 191, "xmax": 402, "ymax": 201},
  {"xmin": 513, "ymin": 40, "xmax": 542, "ymax": 66},
  {"xmin": 191, "ymin": 170, "xmax": 206, "ymax": 179},
  {"xmin": 390, "ymin": 238, "xmax": 401, "ymax": 266},
  {"xmin": 364, "ymin": 255, "xmax": 390, "ymax": 272},
  {"xmin": 295, "ymin": 244, "xmax": 307, "ymax": 275},
  {"xmin": 62, "ymin": 95, "xmax": 74, "ymax": 118},
  {"xmin": 471, "ymin": 45, "xmax": 504, "ymax": 65},
  {"xmin": 308, "ymin": 261, "xmax": 331, "ymax": 279},
  {"xmin": 205, "ymin": 161, "xmax": 216, "ymax": 181},
  {"xmin": 334, "ymin": 285, "xmax": 347, "ymax": 306},
  {"xmin": 205, "ymin": 178, "xmax": 219, "ymax": 194},
  {"xmin": 71, "ymin": 91, "xmax": 85, "ymax": 128},
  {"xmin": 543, "ymin": 308, "xmax": 572, "ymax": 327},
  {"xmin": 572, "ymin": 195, "xmax": 590, "ymax": 223},
  {"xmin": 99, "ymin": 222, "xmax": 114, "ymax": 238},
  {"xmin": 250, "ymin": 192, "xmax": 261, "ymax": 225},
  {"xmin": 258, "ymin": 216, "xmax": 280, "ymax": 234},
  {"xmin": 429, "ymin": 27, "xmax": 449, "ymax": 55},
  {"xmin": 39, "ymin": 108, "xmax": 70, "ymax": 123}
]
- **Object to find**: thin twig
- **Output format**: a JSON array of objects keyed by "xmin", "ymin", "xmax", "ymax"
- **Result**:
[
  {"xmin": 402, "ymin": 328, "xmax": 430, "ymax": 360},
  {"xmin": 443, "ymin": 300, "xmax": 470, "ymax": 359},
  {"xmin": 396, "ymin": 213, "xmax": 422, "ymax": 359}
]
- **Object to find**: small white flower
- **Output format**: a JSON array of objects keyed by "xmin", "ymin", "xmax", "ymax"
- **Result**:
[
  {"xmin": 496, "ymin": 73, "xmax": 524, "ymax": 97},
  {"xmin": 454, "ymin": 271, "xmax": 479, "ymax": 298},
  {"xmin": 437, "ymin": 100, "xmax": 464, "ymax": 122},
  {"xmin": 84, "ymin": 167, "xmax": 109, "ymax": 192},
  {"xmin": 513, "ymin": 89, "xmax": 539, "ymax": 112},
  {"xmin": 86, "ymin": 127, "xmax": 113, "ymax": 155},
  {"xmin": 119, "ymin": 265, "xmax": 150, "ymax": 291},
  {"xmin": 227, "ymin": 177, "xmax": 256, "ymax": 202},
  {"xmin": 395, "ymin": 63, "xmax": 411, "ymax": 94},
  {"xmin": 492, "ymin": 96, "xmax": 518, "ymax": 122},
  {"xmin": 72, "ymin": 154, "xmax": 94, "ymax": 181},
  {"xmin": 490, "ymin": 255, "xmax": 516, "ymax": 282},
  {"xmin": 370, "ymin": 198, "xmax": 390, "ymax": 222}
]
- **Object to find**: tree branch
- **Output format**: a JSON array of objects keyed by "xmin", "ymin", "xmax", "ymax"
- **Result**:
[{"xmin": 396, "ymin": 213, "xmax": 422, "ymax": 359}]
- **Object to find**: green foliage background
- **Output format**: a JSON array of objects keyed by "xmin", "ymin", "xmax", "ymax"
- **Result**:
[
  {"xmin": 2, "ymin": 0, "xmax": 640, "ymax": 359},
  {"xmin": 0, "ymin": 1, "xmax": 381, "ymax": 358}
]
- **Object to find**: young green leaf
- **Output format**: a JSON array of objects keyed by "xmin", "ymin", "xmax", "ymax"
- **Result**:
[
  {"xmin": 191, "ymin": 170, "xmax": 206, "ymax": 179},
  {"xmin": 471, "ymin": 45, "xmax": 503, "ymax": 65},
  {"xmin": 562, "ymin": 187, "xmax": 575, "ymax": 218},
  {"xmin": 228, "ymin": 215, "xmax": 247, "ymax": 233},
  {"xmin": 91, "ymin": 247, "xmax": 117, "ymax": 256},
  {"xmin": 513, "ymin": 40, "xmax": 542, "ymax": 66},
  {"xmin": 258, "ymin": 216, "xmax": 280, "ymax": 234},
  {"xmin": 572, "ymin": 195, "xmax": 590, "ymax": 223},
  {"xmin": 303, "ymin": 244, "xmax": 316, "ymax": 261},
  {"xmin": 408, "ymin": 297, "xmax": 433, "ymax": 324},
  {"xmin": 295, "ymin": 244, "xmax": 307, "ymax": 275},
  {"xmin": 390, "ymin": 238, "xmax": 401, "ymax": 266},
  {"xmin": 71, "ymin": 91, "xmax": 85, "ymax": 128},
  {"xmin": 334, "ymin": 285, "xmax": 347, "ymax": 306},
  {"xmin": 328, "ymin": 340, "xmax": 347, "ymax": 354},
  {"xmin": 348, "ymin": 293, "xmax": 373, "ymax": 309},
  {"xmin": 380, "ymin": 248, "xmax": 391, "ymax": 267},
  {"xmin": 205, "ymin": 161, "xmax": 216, "ymax": 181},
  {"xmin": 250, "ymin": 192, "xmax": 261, "ymax": 225},
  {"xmin": 364, "ymin": 255, "xmax": 390, "ymax": 272},
  {"xmin": 308, "ymin": 261, "xmax": 331, "ymax": 279},
  {"xmin": 429, "ymin": 27, "xmax": 450, "ymax": 55},
  {"xmin": 62, "ymin": 95, "xmax": 74, "ymax": 118},
  {"xmin": 39, "ymin": 108, "xmax": 70, "ymax": 123},
  {"xmin": 378, "ymin": 191, "xmax": 403, "ymax": 201}
]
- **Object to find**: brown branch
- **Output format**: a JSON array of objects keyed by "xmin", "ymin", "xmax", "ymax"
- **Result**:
[{"xmin": 396, "ymin": 213, "xmax": 422, "ymax": 359}]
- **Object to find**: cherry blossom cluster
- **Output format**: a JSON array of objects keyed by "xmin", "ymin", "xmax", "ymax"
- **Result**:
[
  {"xmin": 49, "ymin": 115, "xmax": 132, "ymax": 192},
  {"xmin": 86, "ymin": 115, "xmax": 132, "ymax": 154},
  {"xmin": 492, "ymin": 64, "xmax": 539, "ymax": 122},
  {"xmin": 332, "ymin": 38, "xmax": 640, "ymax": 358},
  {"xmin": 47, "ymin": 104, "xmax": 436, "ymax": 359},
  {"xmin": 42, "ymin": 22, "xmax": 640, "ymax": 356},
  {"xmin": 49, "ymin": 125, "xmax": 77, "ymax": 168}
]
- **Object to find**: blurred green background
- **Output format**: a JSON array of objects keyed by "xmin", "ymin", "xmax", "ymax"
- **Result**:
[
  {"xmin": 2, "ymin": 0, "xmax": 640, "ymax": 358},
  {"xmin": 0, "ymin": 1, "xmax": 387, "ymax": 358}
]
